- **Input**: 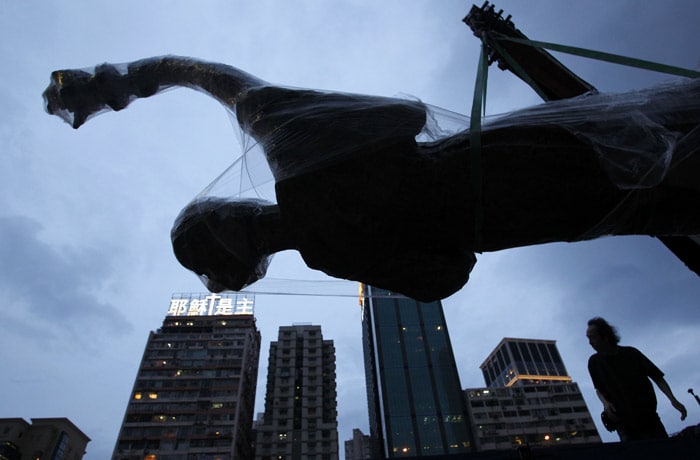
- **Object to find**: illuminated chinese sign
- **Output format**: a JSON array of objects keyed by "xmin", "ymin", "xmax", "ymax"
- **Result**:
[{"xmin": 167, "ymin": 293, "xmax": 255, "ymax": 317}]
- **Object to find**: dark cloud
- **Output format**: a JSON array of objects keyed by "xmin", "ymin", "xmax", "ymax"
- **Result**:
[
  {"xmin": 0, "ymin": 214, "xmax": 133, "ymax": 346},
  {"xmin": 521, "ymin": 237, "xmax": 700, "ymax": 329},
  {"xmin": 2, "ymin": 1, "xmax": 699, "ymax": 456}
]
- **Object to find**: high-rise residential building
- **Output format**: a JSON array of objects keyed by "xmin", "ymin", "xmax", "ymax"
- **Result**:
[
  {"xmin": 344, "ymin": 428, "xmax": 371, "ymax": 460},
  {"xmin": 0, "ymin": 417, "xmax": 90, "ymax": 460},
  {"xmin": 112, "ymin": 292, "xmax": 261, "ymax": 460},
  {"xmin": 464, "ymin": 338, "xmax": 600, "ymax": 451},
  {"xmin": 254, "ymin": 324, "xmax": 338, "ymax": 460},
  {"xmin": 360, "ymin": 284, "xmax": 474, "ymax": 458}
]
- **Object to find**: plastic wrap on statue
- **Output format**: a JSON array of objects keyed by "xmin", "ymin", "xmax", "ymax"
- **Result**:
[{"xmin": 43, "ymin": 56, "xmax": 700, "ymax": 301}]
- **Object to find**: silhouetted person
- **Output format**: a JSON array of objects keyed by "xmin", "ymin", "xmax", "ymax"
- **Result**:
[{"xmin": 586, "ymin": 317, "xmax": 687, "ymax": 441}]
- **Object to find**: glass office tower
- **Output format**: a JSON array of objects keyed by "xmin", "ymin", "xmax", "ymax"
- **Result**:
[{"xmin": 361, "ymin": 285, "xmax": 473, "ymax": 458}]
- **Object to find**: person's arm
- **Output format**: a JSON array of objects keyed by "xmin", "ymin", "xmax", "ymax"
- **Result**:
[
  {"xmin": 652, "ymin": 375, "xmax": 688, "ymax": 420},
  {"xmin": 588, "ymin": 356, "xmax": 620, "ymax": 422},
  {"xmin": 43, "ymin": 56, "xmax": 265, "ymax": 129},
  {"xmin": 595, "ymin": 389, "xmax": 618, "ymax": 420}
]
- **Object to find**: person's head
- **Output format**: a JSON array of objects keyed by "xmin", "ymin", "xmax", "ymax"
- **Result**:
[
  {"xmin": 171, "ymin": 197, "xmax": 277, "ymax": 292},
  {"xmin": 586, "ymin": 317, "xmax": 620, "ymax": 352}
]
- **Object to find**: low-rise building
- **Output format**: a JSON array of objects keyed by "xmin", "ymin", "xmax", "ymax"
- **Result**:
[
  {"xmin": 344, "ymin": 428, "xmax": 371, "ymax": 460},
  {"xmin": 465, "ymin": 338, "xmax": 600, "ymax": 451},
  {"xmin": 0, "ymin": 417, "xmax": 90, "ymax": 460}
]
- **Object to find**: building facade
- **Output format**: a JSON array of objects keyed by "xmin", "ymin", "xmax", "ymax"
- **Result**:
[
  {"xmin": 344, "ymin": 428, "xmax": 371, "ymax": 460},
  {"xmin": 0, "ymin": 417, "xmax": 90, "ymax": 460},
  {"xmin": 361, "ymin": 284, "xmax": 474, "ymax": 458},
  {"xmin": 254, "ymin": 324, "xmax": 338, "ymax": 460},
  {"xmin": 479, "ymin": 338, "xmax": 570, "ymax": 388},
  {"xmin": 112, "ymin": 292, "xmax": 261, "ymax": 460},
  {"xmin": 465, "ymin": 338, "xmax": 600, "ymax": 451}
]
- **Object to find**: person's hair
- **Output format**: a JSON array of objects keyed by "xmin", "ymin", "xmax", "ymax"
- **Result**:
[{"xmin": 587, "ymin": 317, "xmax": 620, "ymax": 345}]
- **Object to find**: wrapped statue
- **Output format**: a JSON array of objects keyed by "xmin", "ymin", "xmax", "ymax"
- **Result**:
[{"xmin": 43, "ymin": 55, "xmax": 700, "ymax": 301}]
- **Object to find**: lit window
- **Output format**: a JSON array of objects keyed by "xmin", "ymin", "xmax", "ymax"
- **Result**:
[
  {"xmin": 148, "ymin": 393, "xmax": 158, "ymax": 400},
  {"xmin": 133, "ymin": 393, "xmax": 142, "ymax": 400}
]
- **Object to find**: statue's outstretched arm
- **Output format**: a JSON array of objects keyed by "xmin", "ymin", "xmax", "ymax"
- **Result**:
[{"xmin": 43, "ymin": 55, "xmax": 265, "ymax": 128}]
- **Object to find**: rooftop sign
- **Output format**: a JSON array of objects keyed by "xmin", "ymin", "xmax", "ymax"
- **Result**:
[{"xmin": 167, "ymin": 293, "xmax": 255, "ymax": 317}]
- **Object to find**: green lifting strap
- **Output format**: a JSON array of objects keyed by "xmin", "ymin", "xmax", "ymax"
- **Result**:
[
  {"xmin": 470, "ymin": 43, "xmax": 489, "ymax": 251},
  {"xmin": 467, "ymin": 32, "xmax": 700, "ymax": 251},
  {"xmin": 491, "ymin": 33, "xmax": 700, "ymax": 79}
]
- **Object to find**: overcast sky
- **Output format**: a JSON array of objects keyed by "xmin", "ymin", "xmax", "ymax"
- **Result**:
[{"xmin": 1, "ymin": 1, "xmax": 699, "ymax": 458}]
